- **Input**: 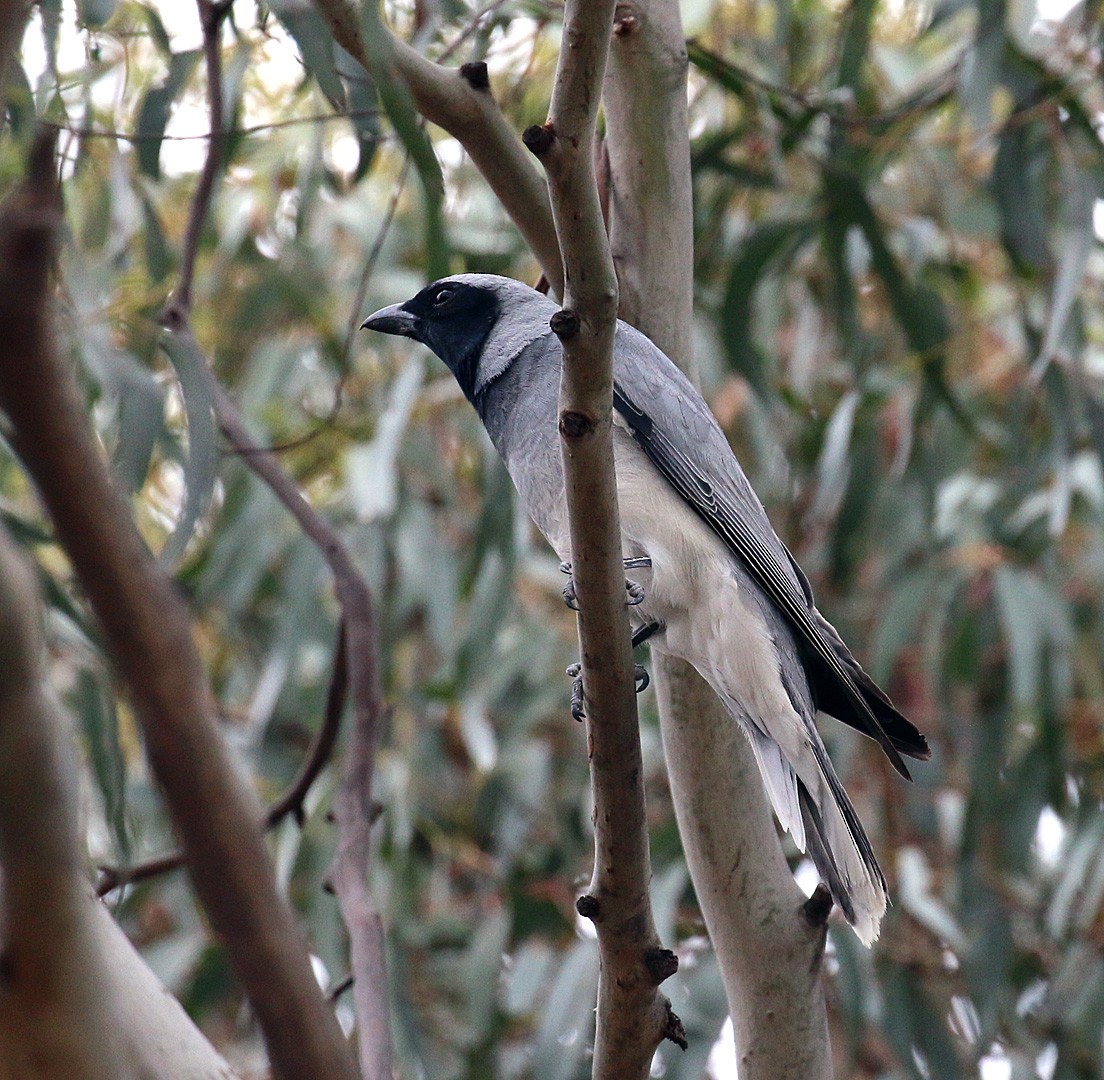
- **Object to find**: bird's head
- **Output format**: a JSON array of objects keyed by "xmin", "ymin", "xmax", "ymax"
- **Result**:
[{"xmin": 361, "ymin": 274, "xmax": 556, "ymax": 401}]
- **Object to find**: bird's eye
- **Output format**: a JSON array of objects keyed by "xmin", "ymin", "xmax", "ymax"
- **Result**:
[{"xmin": 432, "ymin": 286, "xmax": 454, "ymax": 307}]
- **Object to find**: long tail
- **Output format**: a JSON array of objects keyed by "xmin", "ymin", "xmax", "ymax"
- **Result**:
[
  {"xmin": 797, "ymin": 741, "xmax": 887, "ymax": 945},
  {"xmin": 744, "ymin": 723, "xmax": 886, "ymax": 944}
]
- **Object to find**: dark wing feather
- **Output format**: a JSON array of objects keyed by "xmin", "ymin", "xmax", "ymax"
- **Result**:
[{"xmin": 610, "ymin": 325, "xmax": 928, "ymax": 774}]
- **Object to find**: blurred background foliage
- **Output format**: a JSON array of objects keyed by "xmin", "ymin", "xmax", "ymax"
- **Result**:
[{"xmin": 2, "ymin": 0, "xmax": 1103, "ymax": 1076}]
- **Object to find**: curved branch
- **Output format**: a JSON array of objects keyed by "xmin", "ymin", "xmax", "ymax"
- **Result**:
[
  {"xmin": 201, "ymin": 375, "xmax": 393, "ymax": 1080},
  {"xmin": 0, "ymin": 129, "xmax": 360, "ymax": 1080},
  {"xmin": 96, "ymin": 622, "xmax": 349, "ymax": 897},
  {"xmin": 312, "ymin": 0, "xmax": 563, "ymax": 294},
  {"xmin": 524, "ymin": 4, "xmax": 678, "ymax": 1077}
]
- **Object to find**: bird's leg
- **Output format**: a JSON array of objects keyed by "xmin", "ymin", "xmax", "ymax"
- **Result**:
[
  {"xmin": 628, "ymin": 621, "xmax": 663, "ymax": 695},
  {"xmin": 565, "ymin": 662, "xmax": 586, "ymax": 721},
  {"xmin": 565, "ymin": 619, "xmax": 661, "ymax": 722},
  {"xmin": 560, "ymin": 556, "xmax": 653, "ymax": 611}
]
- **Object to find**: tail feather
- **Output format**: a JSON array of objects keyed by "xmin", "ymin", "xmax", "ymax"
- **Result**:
[
  {"xmin": 740, "ymin": 719, "xmax": 888, "ymax": 944},
  {"xmin": 798, "ymin": 744, "xmax": 887, "ymax": 945}
]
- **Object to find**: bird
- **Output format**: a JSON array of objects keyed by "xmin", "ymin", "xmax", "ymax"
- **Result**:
[{"xmin": 362, "ymin": 273, "xmax": 929, "ymax": 944}]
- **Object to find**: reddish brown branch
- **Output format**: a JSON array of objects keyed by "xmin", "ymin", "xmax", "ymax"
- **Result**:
[
  {"xmin": 526, "ymin": 3, "xmax": 677, "ymax": 1076},
  {"xmin": 190, "ymin": 362, "xmax": 393, "ymax": 1078},
  {"xmin": 169, "ymin": 0, "xmax": 231, "ymax": 317},
  {"xmin": 0, "ymin": 129, "xmax": 359, "ymax": 1080}
]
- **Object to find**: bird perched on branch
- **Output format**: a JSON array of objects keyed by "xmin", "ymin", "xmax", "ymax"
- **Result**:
[{"xmin": 363, "ymin": 274, "xmax": 929, "ymax": 944}]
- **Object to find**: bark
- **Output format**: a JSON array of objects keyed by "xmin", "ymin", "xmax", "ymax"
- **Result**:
[
  {"xmin": 0, "ymin": 524, "xmax": 242, "ymax": 1080},
  {"xmin": 603, "ymin": 4, "xmax": 833, "ymax": 1076},
  {"xmin": 523, "ymin": 3, "xmax": 680, "ymax": 1077},
  {"xmin": 0, "ymin": 527, "xmax": 132, "ymax": 1080},
  {"xmin": 0, "ymin": 130, "xmax": 360, "ymax": 1080}
]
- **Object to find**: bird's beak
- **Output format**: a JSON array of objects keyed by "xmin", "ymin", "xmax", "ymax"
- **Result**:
[{"xmin": 361, "ymin": 303, "xmax": 421, "ymax": 338}]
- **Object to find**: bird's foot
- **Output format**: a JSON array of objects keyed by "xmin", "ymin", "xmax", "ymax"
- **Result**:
[
  {"xmin": 565, "ymin": 660, "xmax": 650, "ymax": 722},
  {"xmin": 560, "ymin": 557, "xmax": 652, "ymax": 611},
  {"xmin": 565, "ymin": 663, "xmax": 586, "ymax": 721}
]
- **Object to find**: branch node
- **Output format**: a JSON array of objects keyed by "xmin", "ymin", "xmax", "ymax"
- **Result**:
[
  {"xmin": 549, "ymin": 307, "xmax": 580, "ymax": 338},
  {"xmin": 613, "ymin": 4, "xmax": 639, "ymax": 37},
  {"xmin": 663, "ymin": 1001, "xmax": 688, "ymax": 1050},
  {"xmin": 802, "ymin": 883, "xmax": 834, "ymax": 928},
  {"xmin": 644, "ymin": 947, "xmax": 679, "ymax": 984},
  {"xmin": 522, "ymin": 122, "xmax": 556, "ymax": 156},
  {"xmin": 459, "ymin": 61, "xmax": 490, "ymax": 90},
  {"xmin": 157, "ymin": 301, "xmax": 188, "ymax": 331},
  {"xmin": 559, "ymin": 411, "xmax": 595, "ymax": 439},
  {"xmin": 576, "ymin": 893, "xmax": 601, "ymax": 920}
]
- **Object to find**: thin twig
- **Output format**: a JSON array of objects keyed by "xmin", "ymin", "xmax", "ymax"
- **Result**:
[
  {"xmin": 170, "ymin": 0, "xmax": 232, "ymax": 316},
  {"xmin": 312, "ymin": 0, "xmax": 563, "ymax": 292},
  {"xmin": 194, "ymin": 367, "xmax": 394, "ymax": 1080},
  {"xmin": 40, "ymin": 109, "xmax": 385, "ymax": 144},
  {"xmin": 96, "ymin": 621, "xmax": 350, "ymax": 897}
]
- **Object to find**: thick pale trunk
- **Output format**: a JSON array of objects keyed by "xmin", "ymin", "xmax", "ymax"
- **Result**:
[{"xmin": 604, "ymin": 3, "xmax": 834, "ymax": 1076}]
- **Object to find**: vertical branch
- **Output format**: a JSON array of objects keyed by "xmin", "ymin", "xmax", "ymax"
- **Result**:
[
  {"xmin": 603, "ymin": 5, "xmax": 833, "ymax": 1075},
  {"xmin": 0, "ymin": 528, "xmax": 129, "ymax": 1080},
  {"xmin": 173, "ymin": 0, "xmax": 229, "ymax": 314},
  {"xmin": 523, "ymin": 4, "xmax": 680, "ymax": 1078}
]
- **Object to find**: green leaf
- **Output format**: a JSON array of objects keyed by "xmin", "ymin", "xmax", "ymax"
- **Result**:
[
  {"xmin": 720, "ymin": 217, "xmax": 815, "ymax": 394},
  {"xmin": 134, "ymin": 2, "xmax": 172, "ymax": 57},
  {"xmin": 135, "ymin": 50, "xmax": 201, "ymax": 180},
  {"xmin": 1032, "ymin": 156, "xmax": 1096, "ymax": 375},
  {"xmin": 138, "ymin": 186, "xmax": 171, "ymax": 282},
  {"xmin": 113, "ymin": 361, "xmax": 165, "ymax": 493},
  {"xmin": 991, "ymin": 122, "xmax": 1051, "ymax": 274},
  {"xmin": 993, "ymin": 566, "xmax": 1073, "ymax": 710},
  {"xmin": 75, "ymin": 670, "xmax": 129, "ymax": 862},
  {"xmin": 359, "ymin": 5, "xmax": 448, "ymax": 279},
  {"xmin": 158, "ymin": 330, "xmax": 219, "ymax": 567},
  {"xmin": 337, "ymin": 52, "xmax": 381, "ymax": 182},
  {"xmin": 836, "ymin": 0, "xmax": 877, "ymax": 94},
  {"xmin": 345, "ymin": 355, "xmax": 423, "ymax": 520},
  {"xmin": 270, "ymin": 0, "xmax": 347, "ymax": 107},
  {"xmin": 533, "ymin": 941, "xmax": 598, "ymax": 1080}
]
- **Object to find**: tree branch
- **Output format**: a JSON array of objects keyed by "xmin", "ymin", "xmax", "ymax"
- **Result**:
[
  {"xmin": 311, "ymin": 0, "xmax": 564, "ymax": 294},
  {"xmin": 172, "ymin": 0, "xmax": 231, "ymax": 315},
  {"xmin": 523, "ymin": 4, "xmax": 677, "ymax": 1077},
  {"xmin": 199, "ymin": 372, "xmax": 394, "ymax": 1080},
  {"xmin": 603, "ymin": 6, "xmax": 832, "ymax": 1075},
  {"xmin": 0, "ymin": 129, "xmax": 360, "ymax": 1080},
  {"xmin": 0, "ymin": 527, "xmax": 130, "ymax": 1079},
  {"xmin": 96, "ymin": 622, "xmax": 350, "ymax": 897},
  {"xmin": 147, "ymin": 4, "xmax": 393, "ymax": 1064}
]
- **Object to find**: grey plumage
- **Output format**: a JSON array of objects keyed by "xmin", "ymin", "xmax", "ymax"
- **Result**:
[{"xmin": 363, "ymin": 273, "xmax": 929, "ymax": 945}]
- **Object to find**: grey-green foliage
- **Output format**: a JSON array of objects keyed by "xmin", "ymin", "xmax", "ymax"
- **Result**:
[{"xmin": 2, "ymin": 0, "xmax": 1103, "ymax": 1077}]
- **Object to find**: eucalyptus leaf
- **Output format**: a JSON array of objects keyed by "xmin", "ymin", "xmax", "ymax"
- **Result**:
[{"xmin": 158, "ymin": 330, "xmax": 219, "ymax": 568}]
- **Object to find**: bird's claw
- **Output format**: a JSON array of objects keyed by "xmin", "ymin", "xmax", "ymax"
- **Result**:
[
  {"xmin": 566, "ymin": 663, "xmax": 586, "ymax": 721},
  {"xmin": 560, "ymin": 557, "xmax": 652, "ymax": 610},
  {"xmin": 565, "ymin": 660, "xmax": 649, "ymax": 721}
]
